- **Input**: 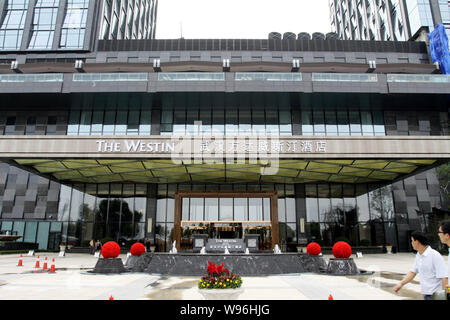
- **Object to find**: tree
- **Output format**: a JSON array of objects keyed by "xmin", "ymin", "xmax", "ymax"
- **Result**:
[{"xmin": 436, "ymin": 162, "xmax": 450, "ymax": 209}]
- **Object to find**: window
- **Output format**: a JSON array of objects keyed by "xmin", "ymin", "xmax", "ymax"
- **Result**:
[
  {"xmin": 60, "ymin": 0, "xmax": 89, "ymax": 48},
  {"xmin": 0, "ymin": 0, "xmax": 30, "ymax": 50},
  {"xmin": 28, "ymin": 0, "xmax": 59, "ymax": 50}
]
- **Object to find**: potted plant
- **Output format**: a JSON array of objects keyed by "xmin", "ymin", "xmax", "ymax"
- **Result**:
[
  {"xmin": 386, "ymin": 242, "xmax": 392, "ymax": 254},
  {"xmin": 67, "ymin": 242, "xmax": 73, "ymax": 250},
  {"xmin": 198, "ymin": 261, "xmax": 244, "ymax": 300},
  {"xmin": 59, "ymin": 241, "xmax": 66, "ymax": 251}
]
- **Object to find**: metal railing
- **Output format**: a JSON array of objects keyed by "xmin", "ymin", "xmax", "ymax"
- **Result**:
[
  {"xmin": 312, "ymin": 73, "xmax": 378, "ymax": 82},
  {"xmin": 73, "ymin": 73, "xmax": 148, "ymax": 82},
  {"xmin": 0, "ymin": 73, "xmax": 64, "ymax": 82},
  {"xmin": 387, "ymin": 74, "xmax": 450, "ymax": 83},
  {"xmin": 235, "ymin": 72, "xmax": 302, "ymax": 81},
  {"xmin": 158, "ymin": 72, "xmax": 225, "ymax": 81}
]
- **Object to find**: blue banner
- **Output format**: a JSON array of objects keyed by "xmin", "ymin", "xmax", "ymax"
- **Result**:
[{"xmin": 428, "ymin": 24, "xmax": 450, "ymax": 74}]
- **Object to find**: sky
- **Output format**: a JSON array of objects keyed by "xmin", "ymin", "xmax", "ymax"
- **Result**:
[{"xmin": 155, "ymin": 0, "xmax": 332, "ymax": 39}]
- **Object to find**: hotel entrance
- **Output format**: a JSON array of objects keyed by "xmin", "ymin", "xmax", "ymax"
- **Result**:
[
  {"xmin": 180, "ymin": 221, "xmax": 273, "ymax": 250},
  {"xmin": 174, "ymin": 191, "xmax": 279, "ymax": 251}
]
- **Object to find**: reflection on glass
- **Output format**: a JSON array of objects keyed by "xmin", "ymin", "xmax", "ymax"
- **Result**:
[
  {"xmin": 249, "ymin": 198, "xmax": 263, "ymax": 221},
  {"xmin": 156, "ymin": 199, "xmax": 166, "ymax": 222},
  {"xmin": 205, "ymin": 198, "xmax": 219, "ymax": 221},
  {"xmin": 306, "ymin": 198, "xmax": 319, "ymax": 222},
  {"xmin": 263, "ymin": 198, "xmax": 270, "ymax": 221},
  {"xmin": 58, "ymin": 185, "xmax": 72, "ymax": 221},
  {"xmin": 278, "ymin": 199, "xmax": 286, "ymax": 222},
  {"xmin": 285, "ymin": 198, "xmax": 296, "ymax": 222},
  {"xmin": 232, "ymin": 198, "xmax": 245, "ymax": 221},
  {"xmin": 182, "ymin": 198, "xmax": 189, "ymax": 220},
  {"xmin": 190, "ymin": 198, "xmax": 204, "ymax": 221},
  {"xmin": 356, "ymin": 193, "xmax": 370, "ymax": 222}
]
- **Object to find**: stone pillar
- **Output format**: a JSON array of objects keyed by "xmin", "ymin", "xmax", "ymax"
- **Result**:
[
  {"xmin": 295, "ymin": 184, "xmax": 307, "ymax": 245},
  {"xmin": 270, "ymin": 193, "xmax": 279, "ymax": 250},
  {"xmin": 174, "ymin": 192, "xmax": 182, "ymax": 250},
  {"xmin": 145, "ymin": 184, "xmax": 157, "ymax": 241}
]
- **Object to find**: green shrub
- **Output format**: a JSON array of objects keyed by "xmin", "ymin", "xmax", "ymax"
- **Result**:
[{"xmin": 334, "ymin": 237, "xmax": 350, "ymax": 244}]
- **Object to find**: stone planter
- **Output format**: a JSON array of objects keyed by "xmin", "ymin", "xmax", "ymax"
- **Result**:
[
  {"xmin": 198, "ymin": 287, "xmax": 244, "ymax": 300},
  {"xmin": 59, "ymin": 245, "xmax": 66, "ymax": 252},
  {"xmin": 386, "ymin": 246, "xmax": 392, "ymax": 254},
  {"xmin": 92, "ymin": 258, "xmax": 127, "ymax": 274},
  {"xmin": 326, "ymin": 258, "xmax": 360, "ymax": 275}
]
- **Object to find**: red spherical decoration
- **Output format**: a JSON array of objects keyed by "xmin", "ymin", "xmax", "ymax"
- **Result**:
[
  {"xmin": 101, "ymin": 241, "xmax": 120, "ymax": 259},
  {"xmin": 306, "ymin": 242, "xmax": 321, "ymax": 256},
  {"xmin": 130, "ymin": 243, "xmax": 146, "ymax": 257},
  {"xmin": 332, "ymin": 241, "xmax": 352, "ymax": 259}
]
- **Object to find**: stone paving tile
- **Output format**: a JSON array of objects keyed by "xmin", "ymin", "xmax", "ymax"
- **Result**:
[{"xmin": 0, "ymin": 253, "xmax": 445, "ymax": 300}]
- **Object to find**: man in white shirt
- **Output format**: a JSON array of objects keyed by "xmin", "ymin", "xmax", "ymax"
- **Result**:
[
  {"xmin": 394, "ymin": 231, "xmax": 448, "ymax": 300},
  {"xmin": 438, "ymin": 220, "xmax": 450, "ymax": 290}
]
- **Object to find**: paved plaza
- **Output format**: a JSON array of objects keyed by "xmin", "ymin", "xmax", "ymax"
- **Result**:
[{"xmin": 0, "ymin": 252, "xmax": 445, "ymax": 300}]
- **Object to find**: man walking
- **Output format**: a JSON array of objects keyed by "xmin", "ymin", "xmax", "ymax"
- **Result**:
[
  {"xmin": 438, "ymin": 220, "xmax": 450, "ymax": 290},
  {"xmin": 393, "ymin": 231, "xmax": 448, "ymax": 300}
]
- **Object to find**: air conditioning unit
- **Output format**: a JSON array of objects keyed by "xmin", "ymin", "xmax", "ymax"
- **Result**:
[
  {"xmin": 74, "ymin": 60, "xmax": 84, "ymax": 70},
  {"xmin": 368, "ymin": 60, "xmax": 376, "ymax": 72},
  {"xmin": 153, "ymin": 59, "xmax": 161, "ymax": 71},
  {"xmin": 222, "ymin": 59, "xmax": 230, "ymax": 71},
  {"xmin": 292, "ymin": 59, "xmax": 300, "ymax": 71},
  {"xmin": 10, "ymin": 61, "xmax": 19, "ymax": 70}
]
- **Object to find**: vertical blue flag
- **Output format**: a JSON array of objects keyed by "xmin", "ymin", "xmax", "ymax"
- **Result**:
[{"xmin": 428, "ymin": 24, "xmax": 450, "ymax": 75}]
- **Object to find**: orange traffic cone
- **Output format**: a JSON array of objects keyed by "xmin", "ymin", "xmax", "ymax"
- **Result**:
[
  {"xmin": 34, "ymin": 256, "xmax": 40, "ymax": 268},
  {"xmin": 42, "ymin": 257, "xmax": 48, "ymax": 271},
  {"xmin": 328, "ymin": 294, "xmax": 334, "ymax": 300},
  {"xmin": 109, "ymin": 295, "xmax": 114, "ymax": 300},
  {"xmin": 17, "ymin": 254, "xmax": 23, "ymax": 267},
  {"xmin": 49, "ymin": 258, "xmax": 56, "ymax": 273}
]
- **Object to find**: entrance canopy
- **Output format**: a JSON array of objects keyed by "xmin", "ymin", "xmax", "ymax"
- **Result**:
[
  {"xmin": 11, "ymin": 158, "xmax": 441, "ymax": 185},
  {"xmin": 0, "ymin": 135, "xmax": 448, "ymax": 185}
]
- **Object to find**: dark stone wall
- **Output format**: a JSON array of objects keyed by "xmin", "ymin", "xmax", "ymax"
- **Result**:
[{"xmin": 385, "ymin": 108, "xmax": 448, "ymax": 251}]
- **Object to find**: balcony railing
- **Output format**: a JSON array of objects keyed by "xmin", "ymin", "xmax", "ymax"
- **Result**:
[
  {"xmin": 73, "ymin": 73, "xmax": 148, "ymax": 82},
  {"xmin": 0, "ymin": 73, "xmax": 64, "ymax": 82},
  {"xmin": 235, "ymin": 72, "xmax": 302, "ymax": 81},
  {"xmin": 387, "ymin": 74, "xmax": 450, "ymax": 83},
  {"xmin": 158, "ymin": 72, "xmax": 225, "ymax": 81},
  {"xmin": 312, "ymin": 73, "xmax": 378, "ymax": 82}
]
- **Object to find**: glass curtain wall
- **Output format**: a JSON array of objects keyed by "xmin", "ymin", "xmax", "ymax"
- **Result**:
[
  {"xmin": 28, "ymin": 0, "xmax": 59, "ymax": 50},
  {"xmin": 57, "ymin": 183, "xmax": 147, "ymax": 247},
  {"xmin": 59, "ymin": 0, "xmax": 89, "ymax": 49},
  {"xmin": 300, "ymin": 94, "xmax": 385, "ymax": 136},
  {"xmin": 305, "ymin": 183, "xmax": 395, "ymax": 247},
  {"xmin": 67, "ymin": 93, "xmax": 152, "ymax": 136},
  {"xmin": 156, "ymin": 183, "xmax": 296, "ymax": 252},
  {"xmin": 0, "ymin": 0, "xmax": 30, "ymax": 50},
  {"xmin": 160, "ymin": 92, "xmax": 292, "ymax": 136}
]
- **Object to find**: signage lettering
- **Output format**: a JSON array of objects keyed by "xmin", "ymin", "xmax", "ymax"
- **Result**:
[{"xmin": 95, "ymin": 139, "xmax": 328, "ymax": 154}]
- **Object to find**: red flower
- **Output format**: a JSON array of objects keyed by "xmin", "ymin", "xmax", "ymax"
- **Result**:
[
  {"xmin": 216, "ymin": 262, "xmax": 224, "ymax": 274},
  {"xmin": 224, "ymin": 268, "xmax": 229, "ymax": 276},
  {"xmin": 207, "ymin": 261, "xmax": 217, "ymax": 275}
]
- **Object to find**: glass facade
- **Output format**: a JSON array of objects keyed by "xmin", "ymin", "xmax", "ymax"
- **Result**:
[
  {"xmin": 101, "ymin": 0, "xmax": 157, "ymax": 40},
  {"xmin": 59, "ymin": 0, "xmax": 89, "ymax": 49},
  {"xmin": 331, "ymin": 0, "xmax": 450, "ymax": 44},
  {"xmin": 67, "ymin": 93, "xmax": 152, "ymax": 136},
  {"xmin": 56, "ymin": 183, "xmax": 147, "ymax": 247},
  {"xmin": 160, "ymin": 93, "xmax": 293, "ymax": 137},
  {"xmin": 28, "ymin": 0, "xmax": 59, "ymax": 50},
  {"xmin": 0, "ymin": 0, "xmax": 30, "ymax": 50},
  {"xmin": 305, "ymin": 183, "xmax": 395, "ymax": 247}
]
